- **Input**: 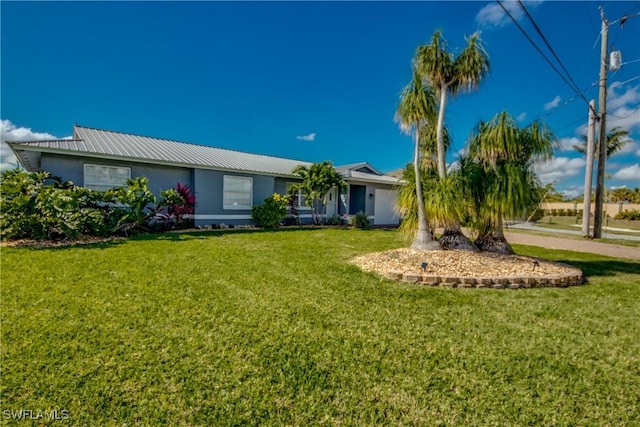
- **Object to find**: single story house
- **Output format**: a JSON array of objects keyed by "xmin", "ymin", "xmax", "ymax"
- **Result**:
[{"xmin": 8, "ymin": 125, "xmax": 401, "ymax": 227}]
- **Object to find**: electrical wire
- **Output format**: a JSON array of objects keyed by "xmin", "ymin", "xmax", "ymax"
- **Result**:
[
  {"xmin": 542, "ymin": 81, "xmax": 599, "ymax": 119},
  {"xmin": 517, "ymin": 1, "xmax": 593, "ymax": 112},
  {"xmin": 496, "ymin": 1, "xmax": 598, "ymax": 117},
  {"xmin": 608, "ymin": 107, "xmax": 640, "ymax": 120}
]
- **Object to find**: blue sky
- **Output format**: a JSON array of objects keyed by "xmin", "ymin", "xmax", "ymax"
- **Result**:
[{"xmin": 1, "ymin": 1, "xmax": 639, "ymax": 196}]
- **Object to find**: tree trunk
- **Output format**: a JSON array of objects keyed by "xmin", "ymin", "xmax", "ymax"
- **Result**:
[
  {"xmin": 411, "ymin": 130, "xmax": 441, "ymax": 251},
  {"xmin": 439, "ymin": 224, "xmax": 479, "ymax": 251},
  {"xmin": 495, "ymin": 213, "xmax": 505, "ymax": 240},
  {"xmin": 474, "ymin": 212, "xmax": 514, "ymax": 254},
  {"xmin": 474, "ymin": 233, "xmax": 514, "ymax": 255},
  {"xmin": 436, "ymin": 89, "xmax": 449, "ymax": 180}
]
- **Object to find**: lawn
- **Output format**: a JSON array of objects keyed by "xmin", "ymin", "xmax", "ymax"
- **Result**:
[
  {"xmin": 535, "ymin": 215, "xmax": 640, "ymax": 235},
  {"xmin": 1, "ymin": 228, "xmax": 639, "ymax": 425}
]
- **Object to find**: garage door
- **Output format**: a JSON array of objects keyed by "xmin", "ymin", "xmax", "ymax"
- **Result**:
[{"xmin": 374, "ymin": 189, "xmax": 399, "ymax": 225}]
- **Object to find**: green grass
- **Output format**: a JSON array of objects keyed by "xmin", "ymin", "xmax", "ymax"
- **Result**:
[
  {"xmin": 2, "ymin": 228, "xmax": 639, "ymax": 425},
  {"xmin": 536, "ymin": 215, "xmax": 640, "ymax": 235},
  {"xmin": 505, "ymin": 216, "xmax": 640, "ymax": 247}
]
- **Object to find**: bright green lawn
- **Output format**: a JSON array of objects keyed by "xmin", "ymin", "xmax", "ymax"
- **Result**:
[{"xmin": 2, "ymin": 229, "xmax": 639, "ymax": 425}]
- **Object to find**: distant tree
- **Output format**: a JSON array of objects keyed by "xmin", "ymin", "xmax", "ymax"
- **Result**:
[
  {"xmin": 394, "ymin": 67, "xmax": 441, "ymax": 250},
  {"xmin": 573, "ymin": 126, "xmax": 630, "ymax": 159},
  {"xmin": 610, "ymin": 187, "xmax": 635, "ymax": 204},
  {"xmin": 292, "ymin": 161, "xmax": 346, "ymax": 225},
  {"xmin": 541, "ymin": 183, "xmax": 565, "ymax": 203}
]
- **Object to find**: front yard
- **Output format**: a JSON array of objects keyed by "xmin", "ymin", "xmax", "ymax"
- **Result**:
[{"xmin": 1, "ymin": 228, "xmax": 639, "ymax": 425}]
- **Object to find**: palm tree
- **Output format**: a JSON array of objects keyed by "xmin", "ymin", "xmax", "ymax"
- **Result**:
[
  {"xmin": 394, "ymin": 67, "xmax": 441, "ymax": 250},
  {"xmin": 292, "ymin": 161, "xmax": 346, "ymax": 225},
  {"xmin": 466, "ymin": 111, "xmax": 554, "ymax": 254},
  {"xmin": 573, "ymin": 126, "xmax": 630, "ymax": 158},
  {"xmin": 415, "ymin": 30, "xmax": 490, "ymax": 180},
  {"xmin": 414, "ymin": 30, "xmax": 489, "ymax": 251}
]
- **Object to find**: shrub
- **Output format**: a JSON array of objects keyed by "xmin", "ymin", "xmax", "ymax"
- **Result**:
[
  {"xmin": 0, "ymin": 168, "xmax": 195, "ymax": 240},
  {"xmin": 350, "ymin": 211, "xmax": 371, "ymax": 229},
  {"xmin": 251, "ymin": 194, "xmax": 288, "ymax": 228},
  {"xmin": 158, "ymin": 183, "xmax": 196, "ymax": 229},
  {"xmin": 550, "ymin": 209, "xmax": 558, "ymax": 216},
  {"xmin": 615, "ymin": 209, "xmax": 640, "ymax": 221},
  {"xmin": 327, "ymin": 214, "xmax": 341, "ymax": 226}
]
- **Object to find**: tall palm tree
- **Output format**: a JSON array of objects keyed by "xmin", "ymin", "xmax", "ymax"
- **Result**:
[
  {"xmin": 573, "ymin": 126, "xmax": 630, "ymax": 158},
  {"xmin": 466, "ymin": 111, "xmax": 554, "ymax": 254},
  {"xmin": 415, "ymin": 30, "xmax": 490, "ymax": 180},
  {"xmin": 414, "ymin": 30, "xmax": 489, "ymax": 251},
  {"xmin": 395, "ymin": 68, "xmax": 441, "ymax": 250}
]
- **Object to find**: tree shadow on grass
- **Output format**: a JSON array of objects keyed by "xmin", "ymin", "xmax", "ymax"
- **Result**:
[
  {"xmin": 130, "ymin": 226, "xmax": 326, "ymax": 241},
  {"xmin": 554, "ymin": 259, "xmax": 640, "ymax": 277},
  {"xmin": 2, "ymin": 226, "xmax": 330, "ymax": 251}
]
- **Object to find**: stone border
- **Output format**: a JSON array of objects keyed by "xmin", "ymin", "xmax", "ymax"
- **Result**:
[{"xmin": 384, "ymin": 270, "xmax": 585, "ymax": 289}]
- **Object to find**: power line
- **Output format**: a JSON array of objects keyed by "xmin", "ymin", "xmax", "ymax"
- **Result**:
[
  {"xmin": 608, "ymin": 107, "xmax": 640, "ymax": 120},
  {"xmin": 517, "ymin": 1, "xmax": 594, "ymax": 112},
  {"xmin": 496, "ymin": 1, "xmax": 598, "ymax": 117},
  {"xmin": 542, "ymin": 81, "xmax": 599, "ymax": 119},
  {"xmin": 584, "ymin": 1, "xmax": 598, "ymax": 38}
]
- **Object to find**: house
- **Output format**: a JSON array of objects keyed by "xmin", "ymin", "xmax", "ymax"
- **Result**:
[{"xmin": 8, "ymin": 125, "xmax": 401, "ymax": 227}]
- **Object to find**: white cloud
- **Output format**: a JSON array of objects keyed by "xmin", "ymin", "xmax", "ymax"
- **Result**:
[
  {"xmin": 296, "ymin": 132, "xmax": 316, "ymax": 142},
  {"xmin": 607, "ymin": 106, "xmax": 640, "ymax": 133},
  {"xmin": 557, "ymin": 136, "xmax": 583, "ymax": 152},
  {"xmin": 612, "ymin": 164, "xmax": 640, "ymax": 181},
  {"xmin": 516, "ymin": 112, "xmax": 527, "ymax": 122},
  {"xmin": 0, "ymin": 119, "xmax": 62, "ymax": 171},
  {"xmin": 544, "ymin": 95, "xmax": 562, "ymax": 111},
  {"xmin": 608, "ymin": 82, "xmax": 640, "ymax": 111},
  {"xmin": 476, "ymin": 0, "xmax": 543, "ymax": 28},
  {"xmin": 534, "ymin": 156, "xmax": 585, "ymax": 184}
]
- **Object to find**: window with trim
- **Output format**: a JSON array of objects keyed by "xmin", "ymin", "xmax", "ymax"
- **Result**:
[
  {"xmin": 286, "ymin": 182, "xmax": 309, "ymax": 209},
  {"xmin": 84, "ymin": 164, "xmax": 131, "ymax": 191},
  {"xmin": 224, "ymin": 175, "xmax": 253, "ymax": 209}
]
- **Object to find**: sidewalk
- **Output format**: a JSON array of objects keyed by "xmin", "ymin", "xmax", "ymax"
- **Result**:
[
  {"xmin": 503, "ymin": 231, "xmax": 640, "ymax": 261},
  {"xmin": 507, "ymin": 222, "xmax": 640, "ymax": 241}
]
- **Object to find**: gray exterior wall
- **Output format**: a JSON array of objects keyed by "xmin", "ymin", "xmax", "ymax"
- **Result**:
[
  {"xmin": 192, "ymin": 169, "xmax": 278, "ymax": 226},
  {"xmin": 37, "ymin": 153, "xmax": 397, "ymax": 227},
  {"xmin": 40, "ymin": 154, "xmax": 193, "ymax": 197}
]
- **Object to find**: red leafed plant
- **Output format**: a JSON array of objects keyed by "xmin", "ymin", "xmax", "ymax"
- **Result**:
[{"xmin": 159, "ymin": 182, "xmax": 196, "ymax": 227}]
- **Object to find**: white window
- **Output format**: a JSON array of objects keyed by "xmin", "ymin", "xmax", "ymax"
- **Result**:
[
  {"xmin": 286, "ymin": 182, "xmax": 310, "ymax": 209},
  {"xmin": 84, "ymin": 164, "xmax": 131, "ymax": 191},
  {"xmin": 224, "ymin": 175, "xmax": 253, "ymax": 209}
]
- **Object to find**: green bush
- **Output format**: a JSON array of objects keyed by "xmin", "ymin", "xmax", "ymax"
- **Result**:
[
  {"xmin": 550, "ymin": 209, "xmax": 558, "ymax": 216},
  {"xmin": 350, "ymin": 211, "xmax": 371, "ymax": 229},
  {"xmin": 327, "ymin": 214, "xmax": 341, "ymax": 226},
  {"xmin": 251, "ymin": 193, "xmax": 288, "ymax": 228},
  {"xmin": 615, "ymin": 209, "xmax": 640, "ymax": 221},
  {"xmin": 0, "ymin": 169, "xmax": 196, "ymax": 240}
]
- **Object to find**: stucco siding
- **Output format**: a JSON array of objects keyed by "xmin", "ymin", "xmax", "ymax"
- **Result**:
[
  {"xmin": 40, "ymin": 154, "xmax": 193, "ymax": 197},
  {"xmin": 192, "ymin": 169, "xmax": 277, "ymax": 226}
]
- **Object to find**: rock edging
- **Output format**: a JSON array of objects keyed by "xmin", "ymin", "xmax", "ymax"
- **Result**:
[{"xmin": 384, "ymin": 270, "xmax": 585, "ymax": 289}]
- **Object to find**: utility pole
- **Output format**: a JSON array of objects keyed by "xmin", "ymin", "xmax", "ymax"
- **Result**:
[
  {"xmin": 593, "ymin": 6, "xmax": 608, "ymax": 239},
  {"xmin": 582, "ymin": 99, "xmax": 596, "ymax": 237}
]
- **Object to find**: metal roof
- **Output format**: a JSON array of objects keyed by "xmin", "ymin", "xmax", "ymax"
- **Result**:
[{"xmin": 8, "ymin": 125, "xmax": 400, "ymax": 184}]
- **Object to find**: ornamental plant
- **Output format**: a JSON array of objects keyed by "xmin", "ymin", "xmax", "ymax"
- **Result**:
[{"xmin": 251, "ymin": 193, "xmax": 288, "ymax": 228}]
